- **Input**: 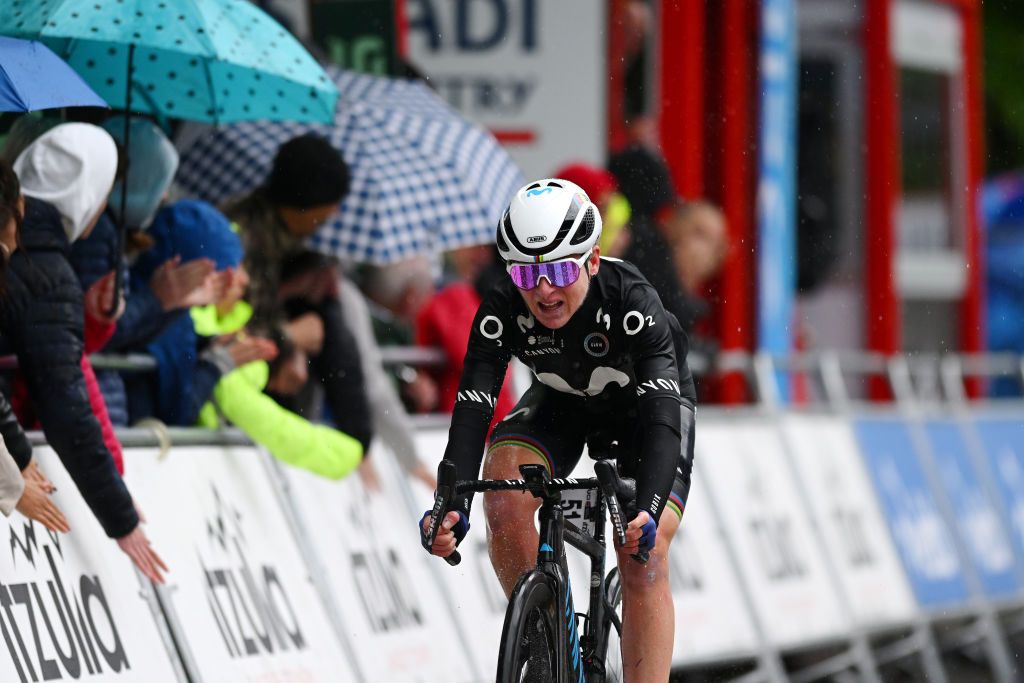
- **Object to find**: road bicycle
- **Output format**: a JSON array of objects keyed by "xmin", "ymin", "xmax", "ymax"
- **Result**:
[{"xmin": 425, "ymin": 457, "xmax": 648, "ymax": 683}]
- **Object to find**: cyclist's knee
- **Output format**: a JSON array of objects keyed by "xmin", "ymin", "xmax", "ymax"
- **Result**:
[
  {"xmin": 618, "ymin": 514, "xmax": 680, "ymax": 591},
  {"xmin": 483, "ymin": 442, "xmax": 548, "ymax": 479}
]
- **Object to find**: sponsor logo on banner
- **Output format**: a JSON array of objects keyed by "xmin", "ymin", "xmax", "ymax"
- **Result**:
[
  {"xmin": 345, "ymin": 501, "xmax": 425, "ymax": 633},
  {"xmin": 2, "ymin": 522, "xmax": 129, "ymax": 681},
  {"xmin": 200, "ymin": 486, "xmax": 306, "ymax": 659}
]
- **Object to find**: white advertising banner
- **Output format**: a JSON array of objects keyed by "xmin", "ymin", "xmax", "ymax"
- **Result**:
[
  {"xmin": 669, "ymin": 467, "xmax": 761, "ymax": 665},
  {"xmin": 124, "ymin": 446, "xmax": 357, "ymax": 683},
  {"xmin": 409, "ymin": 430, "xmax": 507, "ymax": 681},
  {"xmin": 276, "ymin": 451, "xmax": 473, "ymax": 683},
  {"xmin": 0, "ymin": 447, "xmax": 180, "ymax": 683},
  {"xmin": 697, "ymin": 421, "xmax": 848, "ymax": 648},
  {"xmin": 781, "ymin": 416, "xmax": 918, "ymax": 628},
  {"xmin": 406, "ymin": 0, "xmax": 607, "ymax": 179}
]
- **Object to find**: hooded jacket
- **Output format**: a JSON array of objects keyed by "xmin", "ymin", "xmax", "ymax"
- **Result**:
[{"xmin": 0, "ymin": 197, "xmax": 137, "ymax": 538}]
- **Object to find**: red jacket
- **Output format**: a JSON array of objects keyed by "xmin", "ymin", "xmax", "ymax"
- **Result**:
[{"xmin": 416, "ymin": 283, "xmax": 515, "ymax": 431}]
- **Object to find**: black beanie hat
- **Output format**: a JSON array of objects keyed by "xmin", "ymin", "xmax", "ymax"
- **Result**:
[
  {"xmin": 265, "ymin": 134, "xmax": 350, "ymax": 208},
  {"xmin": 607, "ymin": 144, "xmax": 675, "ymax": 219}
]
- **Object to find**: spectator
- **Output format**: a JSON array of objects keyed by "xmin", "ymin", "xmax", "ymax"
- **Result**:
[
  {"xmin": 670, "ymin": 201, "xmax": 729, "ymax": 309},
  {"xmin": 6, "ymin": 123, "xmax": 166, "ymax": 582},
  {"xmin": 70, "ymin": 116, "xmax": 219, "ymax": 426},
  {"xmin": 129, "ymin": 200, "xmax": 276, "ymax": 427},
  {"xmin": 192, "ymin": 283, "xmax": 364, "ymax": 481},
  {"xmin": 415, "ymin": 246, "xmax": 516, "ymax": 429},
  {"xmin": 0, "ymin": 160, "xmax": 68, "ymax": 533},
  {"xmin": 222, "ymin": 134, "xmax": 373, "ymax": 454},
  {"xmin": 625, "ymin": 199, "xmax": 728, "ymax": 361},
  {"xmin": 336, "ymin": 270, "xmax": 438, "ymax": 489},
  {"xmin": 552, "ymin": 163, "xmax": 631, "ymax": 257},
  {"xmin": 362, "ymin": 257, "xmax": 438, "ymax": 413},
  {"xmin": 608, "ymin": 143, "xmax": 675, "ymax": 220}
]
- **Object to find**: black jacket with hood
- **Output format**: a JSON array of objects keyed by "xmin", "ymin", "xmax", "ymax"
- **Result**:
[{"xmin": 0, "ymin": 197, "xmax": 138, "ymax": 538}]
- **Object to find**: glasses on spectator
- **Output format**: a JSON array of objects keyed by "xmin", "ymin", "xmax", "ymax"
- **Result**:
[{"xmin": 506, "ymin": 251, "xmax": 592, "ymax": 290}]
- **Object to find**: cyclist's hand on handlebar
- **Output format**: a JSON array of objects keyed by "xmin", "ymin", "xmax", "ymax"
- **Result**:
[
  {"xmin": 618, "ymin": 510, "xmax": 657, "ymax": 556},
  {"xmin": 419, "ymin": 510, "xmax": 470, "ymax": 558}
]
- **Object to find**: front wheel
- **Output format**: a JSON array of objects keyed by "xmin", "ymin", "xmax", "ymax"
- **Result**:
[{"xmin": 496, "ymin": 570, "xmax": 562, "ymax": 683}]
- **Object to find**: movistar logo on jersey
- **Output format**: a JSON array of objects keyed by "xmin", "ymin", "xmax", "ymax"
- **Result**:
[{"xmin": 526, "ymin": 187, "xmax": 553, "ymax": 197}]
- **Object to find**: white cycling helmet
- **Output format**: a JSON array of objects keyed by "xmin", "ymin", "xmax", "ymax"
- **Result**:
[{"xmin": 496, "ymin": 178, "xmax": 603, "ymax": 263}]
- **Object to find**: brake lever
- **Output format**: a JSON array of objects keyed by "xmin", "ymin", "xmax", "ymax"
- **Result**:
[
  {"xmin": 595, "ymin": 461, "xmax": 628, "ymax": 547},
  {"xmin": 427, "ymin": 460, "xmax": 461, "ymax": 566}
]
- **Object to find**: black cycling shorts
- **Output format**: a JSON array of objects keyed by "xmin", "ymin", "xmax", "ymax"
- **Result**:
[{"xmin": 488, "ymin": 382, "xmax": 695, "ymax": 520}]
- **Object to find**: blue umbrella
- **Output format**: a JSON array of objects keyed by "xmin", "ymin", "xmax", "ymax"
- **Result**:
[
  {"xmin": 177, "ymin": 68, "xmax": 525, "ymax": 265},
  {"xmin": 0, "ymin": 35, "xmax": 107, "ymax": 111}
]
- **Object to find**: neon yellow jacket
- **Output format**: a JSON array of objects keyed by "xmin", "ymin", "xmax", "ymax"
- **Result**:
[{"xmin": 192, "ymin": 303, "xmax": 362, "ymax": 480}]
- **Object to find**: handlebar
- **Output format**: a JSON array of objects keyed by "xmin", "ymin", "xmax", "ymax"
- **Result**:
[{"xmin": 426, "ymin": 459, "xmax": 649, "ymax": 567}]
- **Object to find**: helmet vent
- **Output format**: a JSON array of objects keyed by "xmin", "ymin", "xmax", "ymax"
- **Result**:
[
  {"xmin": 525, "ymin": 182, "xmax": 542, "ymax": 191},
  {"xmin": 496, "ymin": 213, "xmax": 511, "ymax": 252},
  {"xmin": 569, "ymin": 206, "xmax": 596, "ymax": 246},
  {"xmin": 546, "ymin": 181, "xmax": 563, "ymax": 188}
]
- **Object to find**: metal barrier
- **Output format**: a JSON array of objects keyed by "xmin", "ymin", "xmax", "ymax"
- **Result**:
[{"xmin": 4, "ymin": 351, "xmax": 1024, "ymax": 682}]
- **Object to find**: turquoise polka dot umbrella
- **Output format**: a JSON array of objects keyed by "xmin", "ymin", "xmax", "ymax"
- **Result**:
[{"xmin": 0, "ymin": 0, "xmax": 338, "ymax": 124}]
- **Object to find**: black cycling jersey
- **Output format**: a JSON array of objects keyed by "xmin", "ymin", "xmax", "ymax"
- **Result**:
[{"xmin": 442, "ymin": 257, "xmax": 696, "ymax": 522}]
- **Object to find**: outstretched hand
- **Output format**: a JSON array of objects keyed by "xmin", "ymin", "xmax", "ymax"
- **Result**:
[
  {"xmin": 16, "ymin": 473, "xmax": 69, "ymax": 533},
  {"xmin": 150, "ymin": 256, "xmax": 218, "ymax": 311},
  {"xmin": 117, "ymin": 524, "xmax": 169, "ymax": 584}
]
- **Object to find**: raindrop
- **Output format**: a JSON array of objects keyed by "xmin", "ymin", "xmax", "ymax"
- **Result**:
[
  {"xmin": 113, "ymin": 18, "xmax": 120, "ymax": 24},
  {"xmin": 133, "ymin": 31, "xmax": 141, "ymax": 39},
  {"xmin": 86, "ymin": 59, "xmax": 95, "ymax": 68},
  {"xmin": 146, "ymin": 83, "xmax": 155, "ymax": 91},
  {"xmin": 189, "ymin": 58, "xmax": 198, "ymax": 67},
  {"xmin": 90, "ymin": 26, "xmax": 99, "ymax": 32},
  {"xmin": 175, "ymin": 39, "xmax": 183, "ymax": 45},
  {"xmin": 187, "ymin": 90, "xmax": 195, "ymax": 98},
  {"xmin": 166, "ymin": 101, "xmax": 174, "ymax": 110},
  {"xmin": 71, "ymin": 11, "xmax": 78, "ymax": 17},
  {"xmin": 168, "ymin": 71, "xmax": 176, "ymax": 79},
  {"xmin": 148, "ymin": 53, "xmax": 157, "ymax": 62},
  {"xmin": 106, "ymin": 78, "xmax": 115, "ymax": 85},
  {"xmin": 155, "ymin": 24, "xmax": 163, "ymax": 31}
]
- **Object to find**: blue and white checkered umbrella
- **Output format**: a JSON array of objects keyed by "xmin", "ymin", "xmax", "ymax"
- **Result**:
[{"xmin": 177, "ymin": 67, "xmax": 524, "ymax": 264}]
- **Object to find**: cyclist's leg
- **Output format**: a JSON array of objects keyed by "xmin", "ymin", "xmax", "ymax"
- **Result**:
[
  {"xmin": 483, "ymin": 383, "xmax": 587, "ymax": 598},
  {"xmin": 616, "ymin": 404, "xmax": 694, "ymax": 682},
  {"xmin": 482, "ymin": 443, "xmax": 545, "ymax": 598}
]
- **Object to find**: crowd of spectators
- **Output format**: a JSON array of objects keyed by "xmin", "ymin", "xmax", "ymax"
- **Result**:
[{"xmin": 0, "ymin": 102, "xmax": 723, "ymax": 585}]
